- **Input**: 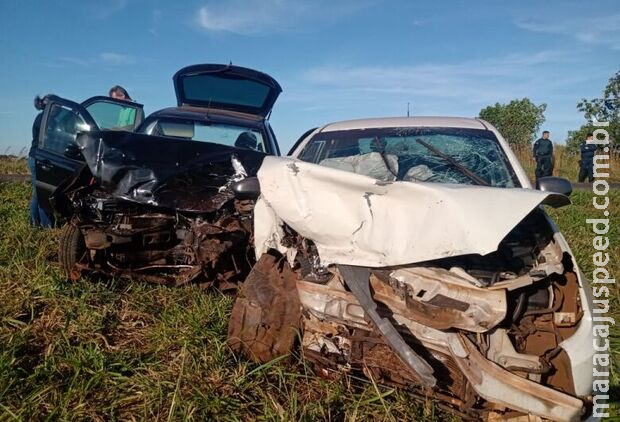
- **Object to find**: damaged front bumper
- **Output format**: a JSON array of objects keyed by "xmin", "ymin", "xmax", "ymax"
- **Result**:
[{"xmin": 241, "ymin": 156, "xmax": 596, "ymax": 421}]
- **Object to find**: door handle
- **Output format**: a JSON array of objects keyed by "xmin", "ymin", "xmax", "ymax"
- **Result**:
[{"xmin": 39, "ymin": 159, "xmax": 52, "ymax": 171}]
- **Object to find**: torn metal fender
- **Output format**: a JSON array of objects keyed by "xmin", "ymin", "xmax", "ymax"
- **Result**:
[
  {"xmin": 449, "ymin": 334, "xmax": 584, "ymax": 422},
  {"xmin": 255, "ymin": 156, "xmax": 569, "ymax": 267},
  {"xmin": 337, "ymin": 264, "xmax": 437, "ymax": 387}
]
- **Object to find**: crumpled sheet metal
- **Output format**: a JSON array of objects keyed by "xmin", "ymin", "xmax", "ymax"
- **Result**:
[
  {"xmin": 255, "ymin": 156, "xmax": 569, "ymax": 267},
  {"xmin": 76, "ymin": 131, "xmax": 267, "ymax": 213}
]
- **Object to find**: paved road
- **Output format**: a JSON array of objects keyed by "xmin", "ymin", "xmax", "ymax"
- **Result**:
[{"xmin": 1, "ymin": 174, "xmax": 619, "ymax": 190}]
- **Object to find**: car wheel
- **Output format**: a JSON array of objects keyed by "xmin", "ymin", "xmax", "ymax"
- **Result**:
[
  {"xmin": 59, "ymin": 223, "xmax": 87, "ymax": 280},
  {"xmin": 227, "ymin": 251, "xmax": 302, "ymax": 363}
]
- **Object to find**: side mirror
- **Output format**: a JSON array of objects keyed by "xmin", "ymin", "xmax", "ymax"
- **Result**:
[
  {"xmin": 536, "ymin": 176, "xmax": 572, "ymax": 197},
  {"xmin": 232, "ymin": 177, "xmax": 261, "ymax": 200},
  {"xmin": 64, "ymin": 143, "xmax": 82, "ymax": 159}
]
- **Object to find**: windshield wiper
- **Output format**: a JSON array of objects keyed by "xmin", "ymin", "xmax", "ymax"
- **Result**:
[{"xmin": 415, "ymin": 139, "xmax": 490, "ymax": 186}]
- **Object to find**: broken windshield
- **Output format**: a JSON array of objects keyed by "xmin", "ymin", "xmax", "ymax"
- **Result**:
[{"xmin": 297, "ymin": 127, "xmax": 519, "ymax": 187}]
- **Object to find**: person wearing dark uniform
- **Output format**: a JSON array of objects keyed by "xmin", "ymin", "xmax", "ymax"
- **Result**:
[
  {"xmin": 533, "ymin": 130, "xmax": 554, "ymax": 179},
  {"xmin": 578, "ymin": 133, "xmax": 597, "ymax": 183},
  {"xmin": 28, "ymin": 95, "xmax": 55, "ymax": 228}
]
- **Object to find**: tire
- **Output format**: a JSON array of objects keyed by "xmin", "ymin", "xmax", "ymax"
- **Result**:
[
  {"xmin": 59, "ymin": 223, "xmax": 87, "ymax": 280},
  {"xmin": 227, "ymin": 251, "xmax": 302, "ymax": 363}
]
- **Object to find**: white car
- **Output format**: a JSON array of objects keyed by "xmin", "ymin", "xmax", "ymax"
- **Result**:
[{"xmin": 228, "ymin": 117, "xmax": 597, "ymax": 421}]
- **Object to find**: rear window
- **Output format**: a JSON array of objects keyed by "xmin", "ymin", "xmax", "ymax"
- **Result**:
[
  {"xmin": 182, "ymin": 74, "xmax": 271, "ymax": 110},
  {"xmin": 140, "ymin": 119, "xmax": 266, "ymax": 153}
]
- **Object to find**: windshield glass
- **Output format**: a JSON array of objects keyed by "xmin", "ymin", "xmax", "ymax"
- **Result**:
[
  {"xmin": 140, "ymin": 119, "xmax": 267, "ymax": 153},
  {"xmin": 297, "ymin": 127, "xmax": 519, "ymax": 187}
]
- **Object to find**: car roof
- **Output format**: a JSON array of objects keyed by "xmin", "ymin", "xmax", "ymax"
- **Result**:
[{"xmin": 318, "ymin": 116, "xmax": 489, "ymax": 132}]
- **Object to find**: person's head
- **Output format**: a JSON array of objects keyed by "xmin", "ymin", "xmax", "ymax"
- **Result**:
[
  {"xmin": 34, "ymin": 95, "xmax": 47, "ymax": 111},
  {"xmin": 235, "ymin": 131, "xmax": 257, "ymax": 150},
  {"xmin": 586, "ymin": 132, "xmax": 593, "ymax": 140},
  {"xmin": 109, "ymin": 85, "xmax": 131, "ymax": 101},
  {"xmin": 370, "ymin": 136, "xmax": 387, "ymax": 153},
  {"xmin": 542, "ymin": 130, "xmax": 550, "ymax": 139}
]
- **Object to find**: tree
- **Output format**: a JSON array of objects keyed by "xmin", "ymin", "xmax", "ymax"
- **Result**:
[
  {"xmin": 572, "ymin": 70, "xmax": 620, "ymax": 152},
  {"xmin": 566, "ymin": 125, "xmax": 594, "ymax": 153},
  {"xmin": 479, "ymin": 98, "xmax": 547, "ymax": 148}
]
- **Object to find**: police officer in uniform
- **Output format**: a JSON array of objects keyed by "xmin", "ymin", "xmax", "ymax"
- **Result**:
[
  {"xmin": 578, "ymin": 133, "xmax": 597, "ymax": 183},
  {"xmin": 533, "ymin": 130, "xmax": 554, "ymax": 179}
]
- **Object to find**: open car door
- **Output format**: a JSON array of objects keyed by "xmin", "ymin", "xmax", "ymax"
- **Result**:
[{"xmin": 34, "ymin": 95, "xmax": 144, "ymax": 212}]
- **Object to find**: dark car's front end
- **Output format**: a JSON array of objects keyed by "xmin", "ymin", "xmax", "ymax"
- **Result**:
[{"xmin": 53, "ymin": 63, "xmax": 283, "ymax": 288}]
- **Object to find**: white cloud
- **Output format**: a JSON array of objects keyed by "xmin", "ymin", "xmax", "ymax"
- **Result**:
[
  {"xmin": 196, "ymin": 0, "xmax": 373, "ymax": 34},
  {"xmin": 515, "ymin": 13, "xmax": 620, "ymax": 50},
  {"xmin": 87, "ymin": 0, "xmax": 129, "ymax": 19},
  {"xmin": 299, "ymin": 51, "xmax": 579, "ymax": 105},
  {"xmin": 150, "ymin": 9, "xmax": 162, "ymax": 35},
  {"xmin": 99, "ymin": 52, "xmax": 134, "ymax": 65},
  {"xmin": 56, "ymin": 52, "xmax": 136, "ymax": 67}
]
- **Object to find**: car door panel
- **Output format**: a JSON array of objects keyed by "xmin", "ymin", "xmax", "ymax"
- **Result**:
[
  {"xmin": 34, "ymin": 96, "xmax": 144, "ymax": 212},
  {"xmin": 34, "ymin": 97, "xmax": 97, "ymax": 212}
]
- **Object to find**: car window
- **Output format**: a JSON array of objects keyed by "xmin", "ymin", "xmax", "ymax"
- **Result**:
[
  {"xmin": 181, "ymin": 73, "xmax": 271, "ymax": 110},
  {"xmin": 40, "ymin": 103, "xmax": 88, "ymax": 154},
  {"xmin": 85, "ymin": 101, "xmax": 139, "ymax": 130},
  {"xmin": 140, "ymin": 119, "xmax": 266, "ymax": 152},
  {"xmin": 297, "ymin": 127, "xmax": 519, "ymax": 188}
]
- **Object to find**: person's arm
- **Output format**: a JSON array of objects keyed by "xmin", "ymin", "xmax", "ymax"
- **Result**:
[{"xmin": 32, "ymin": 112, "xmax": 43, "ymax": 141}]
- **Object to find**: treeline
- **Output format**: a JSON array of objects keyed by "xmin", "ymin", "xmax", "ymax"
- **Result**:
[{"xmin": 478, "ymin": 70, "xmax": 619, "ymax": 153}]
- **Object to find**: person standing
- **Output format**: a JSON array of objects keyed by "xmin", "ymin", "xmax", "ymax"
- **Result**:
[
  {"xmin": 578, "ymin": 133, "xmax": 597, "ymax": 183},
  {"xmin": 108, "ymin": 85, "xmax": 136, "ymax": 128},
  {"xmin": 28, "ymin": 95, "xmax": 55, "ymax": 228},
  {"xmin": 533, "ymin": 130, "xmax": 554, "ymax": 179}
]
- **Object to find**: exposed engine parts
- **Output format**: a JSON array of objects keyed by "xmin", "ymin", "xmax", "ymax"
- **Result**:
[{"xmin": 228, "ymin": 209, "xmax": 589, "ymax": 422}]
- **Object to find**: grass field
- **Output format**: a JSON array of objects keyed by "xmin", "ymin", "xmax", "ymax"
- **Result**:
[
  {"xmin": 0, "ymin": 156, "xmax": 28, "ymax": 176},
  {"xmin": 0, "ymin": 160, "xmax": 618, "ymax": 419}
]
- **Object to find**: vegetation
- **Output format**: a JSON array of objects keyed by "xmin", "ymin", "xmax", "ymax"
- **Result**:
[
  {"xmin": 479, "ymin": 98, "xmax": 546, "ymax": 148},
  {"xmin": 0, "ymin": 156, "xmax": 28, "ymax": 175},
  {"xmin": 1, "ymin": 170, "xmax": 618, "ymax": 419},
  {"xmin": 567, "ymin": 70, "xmax": 620, "ymax": 153},
  {"xmin": 0, "ymin": 181, "xmax": 458, "ymax": 421},
  {"xmin": 513, "ymin": 144, "xmax": 619, "ymax": 183}
]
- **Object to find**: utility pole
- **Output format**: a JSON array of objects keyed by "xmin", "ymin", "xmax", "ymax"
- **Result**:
[{"xmin": 407, "ymin": 102, "xmax": 410, "ymax": 117}]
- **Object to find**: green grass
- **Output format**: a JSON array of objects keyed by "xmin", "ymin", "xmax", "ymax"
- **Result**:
[
  {"xmin": 0, "ymin": 179, "xmax": 618, "ymax": 420},
  {"xmin": 0, "ymin": 181, "xmax": 458, "ymax": 421}
]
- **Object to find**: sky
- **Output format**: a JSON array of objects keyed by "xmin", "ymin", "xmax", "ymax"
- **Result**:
[{"xmin": 0, "ymin": 0, "xmax": 618, "ymax": 154}]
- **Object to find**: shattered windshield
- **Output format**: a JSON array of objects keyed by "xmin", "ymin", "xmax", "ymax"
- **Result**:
[
  {"xmin": 297, "ymin": 127, "xmax": 519, "ymax": 187},
  {"xmin": 140, "ymin": 119, "xmax": 267, "ymax": 153}
]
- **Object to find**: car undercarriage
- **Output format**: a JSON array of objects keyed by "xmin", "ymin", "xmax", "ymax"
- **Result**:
[{"xmin": 60, "ymin": 193, "xmax": 255, "ymax": 288}]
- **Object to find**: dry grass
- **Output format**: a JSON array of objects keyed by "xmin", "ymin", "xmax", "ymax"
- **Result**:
[
  {"xmin": 513, "ymin": 144, "xmax": 620, "ymax": 183},
  {"xmin": 0, "ymin": 167, "xmax": 618, "ymax": 419},
  {"xmin": 0, "ymin": 156, "xmax": 28, "ymax": 175},
  {"xmin": 0, "ymin": 181, "xmax": 460, "ymax": 421}
]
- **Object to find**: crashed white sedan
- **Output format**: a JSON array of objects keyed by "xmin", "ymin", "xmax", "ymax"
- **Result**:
[{"xmin": 228, "ymin": 117, "xmax": 597, "ymax": 421}]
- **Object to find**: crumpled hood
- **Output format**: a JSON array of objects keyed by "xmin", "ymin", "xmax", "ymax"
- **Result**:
[
  {"xmin": 76, "ymin": 131, "xmax": 267, "ymax": 212},
  {"xmin": 255, "ymin": 156, "xmax": 569, "ymax": 267}
]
